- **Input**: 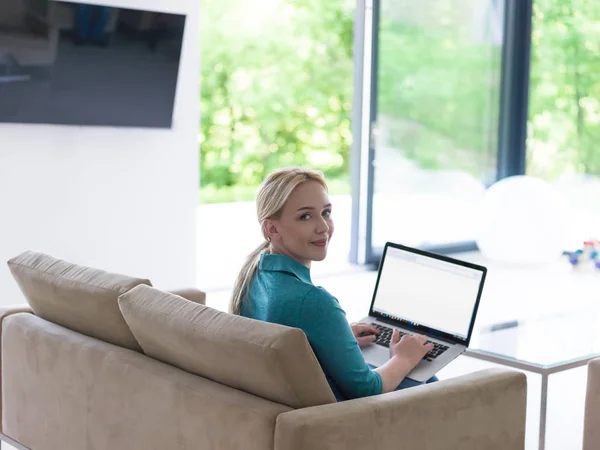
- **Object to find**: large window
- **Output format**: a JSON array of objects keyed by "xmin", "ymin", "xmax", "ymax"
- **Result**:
[
  {"xmin": 371, "ymin": 0, "xmax": 504, "ymax": 250},
  {"xmin": 199, "ymin": 0, "xmax": 357, "ymax": 289},
  {"xmin": 527, "ymin": 0, "xmax": 600, "ymax": 248},
  {"xmin": 353, "ymin": 0, "xmax": 600, "ymax": 264},
  {"xmin": 201, "ymin": 0, "xmax": 598, "ymax": 271}
]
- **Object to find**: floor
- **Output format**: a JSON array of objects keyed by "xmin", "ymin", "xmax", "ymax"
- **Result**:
[{"xmin": 204, "ymin": 252, "xmax": 598, "ymax": 450}]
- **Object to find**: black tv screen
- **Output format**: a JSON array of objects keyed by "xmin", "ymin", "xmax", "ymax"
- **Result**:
[{"xmin": 0, "ymin": 0, "xmax": 185, "ymax": 128}]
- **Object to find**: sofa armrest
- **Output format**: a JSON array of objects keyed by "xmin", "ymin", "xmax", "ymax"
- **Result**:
[
  {"xmin": 583, "ymin": 358, "xmax": 600, "ymax": 450},
  {"xmin": 274, "ymin": 368, "xmax": 526, "ymax": 450},
  {"xmin": 0, "ymin": 305, "xmax": 33, "ymax": 433},
  {"xmin": 0, "ymin": 305, "xmax": 34, "ymax": 344},
  {"xmin": 167, "ymin": 288, "xmax": 206, "ymax": 305},
  {"xmin": 0, "ymin": 305, "xmax": 33, "ymax": 321}
]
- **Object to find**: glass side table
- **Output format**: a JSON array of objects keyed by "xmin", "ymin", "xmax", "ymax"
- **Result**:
[{"xmin": 465, "ymin": 307, "xmax": 600, "ymax": 450}]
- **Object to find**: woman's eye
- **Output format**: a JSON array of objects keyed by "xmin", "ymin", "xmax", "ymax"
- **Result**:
[
  {"xmin": 300, "ymin": 214, "xmax": 311, "ymax": 220},
  {"xmin": 323, "ymin": 210, "xmax": 332, "ymax": 217}
]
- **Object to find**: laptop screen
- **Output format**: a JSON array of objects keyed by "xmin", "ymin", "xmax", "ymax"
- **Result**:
[{"xmin": 371, "ymin": 245, "xmax": 485, "ymax": 342}]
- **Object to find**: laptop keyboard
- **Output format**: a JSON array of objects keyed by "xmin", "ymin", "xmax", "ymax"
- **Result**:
[{"xmin": 371, "ymin": 323, "xmax": 450, "ymax": 362}]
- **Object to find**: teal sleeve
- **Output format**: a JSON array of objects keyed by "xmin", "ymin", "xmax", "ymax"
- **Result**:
[{"xmin": 298, "ymin": 286, "xmax": 382, "ymax": 400}]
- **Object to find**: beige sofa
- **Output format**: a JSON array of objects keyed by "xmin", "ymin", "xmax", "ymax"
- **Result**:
[
  {"xmin": 583, "ymin": 358, "xmax": 600, "ymax": 449},
  {"xmin": 1, "ymin": 251, "xmax": 528, "ymax": 450}
]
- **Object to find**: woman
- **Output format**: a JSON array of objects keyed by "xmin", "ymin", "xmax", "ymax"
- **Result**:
[{"xmin": 230, "ymin": 167, "xmax": 436, "ymax": 401}]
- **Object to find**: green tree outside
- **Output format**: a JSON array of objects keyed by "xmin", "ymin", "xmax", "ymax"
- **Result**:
[
  {"xmin": 375, "ymin": 1, "xmax": 503, "ymax": 184},
  {"xmin": 200, "ymin": 0, "xmax": 354, "ymax": 203},
  {"xmin": 527, "ymin": 0, "xmax": 600, "ymax": 179},
  {"xmin": 200, "ymin": 0, "xmax": 600, "ymax": 204}
]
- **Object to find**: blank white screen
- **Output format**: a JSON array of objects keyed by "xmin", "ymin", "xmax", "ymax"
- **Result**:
[{"xmin": 373, "ymin": 247, "xmax": 483, "ymax": 338}]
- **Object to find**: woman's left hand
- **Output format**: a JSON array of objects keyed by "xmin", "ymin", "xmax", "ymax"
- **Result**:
[{"xmin": 351, "ymin": 322, "xmax": 379, "ymax": 348}]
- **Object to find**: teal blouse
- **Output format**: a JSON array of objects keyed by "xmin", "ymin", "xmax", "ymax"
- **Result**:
[{"xmin": 240, "ymin": 253, "xmax": 383, "ymax": 401}]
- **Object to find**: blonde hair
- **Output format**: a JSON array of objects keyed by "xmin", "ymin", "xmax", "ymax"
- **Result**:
[{"xmin": 229, "ymin": 167, "xmax": 328, "ymax": 315}]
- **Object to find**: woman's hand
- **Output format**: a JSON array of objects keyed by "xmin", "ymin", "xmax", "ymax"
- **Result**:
[
  {"xmin": 389, "ymin": 329, "xmax": 433, "ymax": 369},
  {"xmin": 350, "ymin": 322, "xmax": 379, "ymax": 348}
]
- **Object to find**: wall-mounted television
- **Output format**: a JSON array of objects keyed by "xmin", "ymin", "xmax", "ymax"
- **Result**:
[{"xmin": 0, "ymin": 0, "xmax": 185, "ymax": 128}]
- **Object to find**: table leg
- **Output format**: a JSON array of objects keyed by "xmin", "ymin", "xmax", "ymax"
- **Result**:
[{"xmin": 539, "ymin": 373, "xmax": 548, "ymax": 450}]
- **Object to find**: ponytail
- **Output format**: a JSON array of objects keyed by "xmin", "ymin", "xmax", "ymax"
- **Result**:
[{"xmin": 229, "ymin": 240, "xmax": 270, "ymax": 315}]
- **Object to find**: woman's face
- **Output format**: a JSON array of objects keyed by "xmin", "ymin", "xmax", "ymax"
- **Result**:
[{"xmin": 265, "ymin": 181, "xmax": 334, "ymax": 268}]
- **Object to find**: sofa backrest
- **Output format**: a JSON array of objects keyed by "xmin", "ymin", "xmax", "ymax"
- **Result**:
[
  {"xmin": 2, "ymin": 313, "xmax": 291, "ymax": 450},
  {"xmin": 7, "ymin": 251, "xmax": 151, "ymax": 352},
  {"xmin": 119, "ymin": 285, "xmax": 337, "ymax": 409}
]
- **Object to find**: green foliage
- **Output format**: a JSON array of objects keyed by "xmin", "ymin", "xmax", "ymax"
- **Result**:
[
  {"xmin": 200, "ymin": 0, "xmax": 354, "ymax": 199},
  {"xmin": 372, "ymin": 0, "xmax": 600, "ymax": 182},
  {"xmin": 200, "ymin": 176, "xmax": 352, "ymax": 204},
  {"xmin": 200, "ymin": 0, "xmax": 600, "ymax": 204},
  {"xmin": 375, "ymin": 3, "xmax": 503, "ymax": 182},
  {"xmin": 527, "ymin": 0, "xmax": 600, "ymax": 179}
]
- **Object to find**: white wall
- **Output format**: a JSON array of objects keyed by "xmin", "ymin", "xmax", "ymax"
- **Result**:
[{"xmin": 0, "ymin": 0, "xmax": 200, "ymax": 303}]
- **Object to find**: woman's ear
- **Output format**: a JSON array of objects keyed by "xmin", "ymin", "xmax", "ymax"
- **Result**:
[{"xmin": 263, "ymin": 219, "xmax": 280, "ymax": 241}]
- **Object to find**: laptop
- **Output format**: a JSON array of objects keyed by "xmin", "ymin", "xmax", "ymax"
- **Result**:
[{"xmin": 360, "ymin": 242, "xmax": 487, "ymax": 382}]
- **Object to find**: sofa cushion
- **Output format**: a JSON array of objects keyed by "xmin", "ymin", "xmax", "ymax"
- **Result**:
[
  {"xmin": 118, "ymin": 285, "xmax": 337, "ymax": 409},
  {"xmin": 7, "ymin": 251, "xmax": 151, "ymax": 352}
]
